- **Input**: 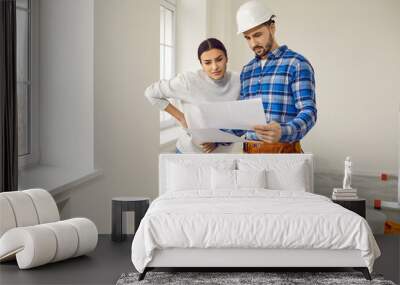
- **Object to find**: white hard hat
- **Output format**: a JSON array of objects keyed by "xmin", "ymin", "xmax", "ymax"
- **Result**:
[{"xmin": 236, "ymin": 0, "xmax": 275, "ymax": 34}]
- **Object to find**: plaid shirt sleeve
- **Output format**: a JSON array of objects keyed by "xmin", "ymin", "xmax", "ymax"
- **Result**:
[{"xmin": 280, "ymin": 60, "xmax": 317, "ymax": 143}]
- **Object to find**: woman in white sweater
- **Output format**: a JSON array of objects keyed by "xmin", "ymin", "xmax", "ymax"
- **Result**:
[{"xmin": 145, "ymin": 38, "xmax": 240, "ymax": 153}]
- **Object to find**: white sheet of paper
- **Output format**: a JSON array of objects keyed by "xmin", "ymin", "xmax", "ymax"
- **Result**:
[
  {"xmin": 188, "ymin": 129, "xmax": 245, "ymax": 144},
  {"xmin": 185, "ymin": 98, "xmax": 266, "ymax": 130}
]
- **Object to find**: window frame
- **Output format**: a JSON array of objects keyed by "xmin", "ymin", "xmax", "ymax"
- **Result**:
[
  {"xmin": 159, "ymin": 0, "xmax": 177, "ymax": 130},
  {"xmin": 17, "ymin": 0, "xmax": 39, "ymax": 170}
]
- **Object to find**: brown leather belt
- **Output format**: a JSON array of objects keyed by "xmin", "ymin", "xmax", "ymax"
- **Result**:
[{"xmin": 243, "ymin": 141, "xmax": 303, "ymax": 154}]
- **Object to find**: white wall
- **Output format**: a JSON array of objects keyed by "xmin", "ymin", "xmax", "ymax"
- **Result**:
[
  {"xmin": 42, "ymin": 0, "xmax": 399, "ymax": 233},
  {"xmin": 208, "ymin": 0, "xmax": 400, "ymax": 175},
  {"xmin": 39, "ymin": 0, "xmax": 94, "ymax": 172},
  {"xmin": 175, "ymin": 0, "xmax": 207, "ymax": 72},
  {"xmin": 56, "ymin": 0, "xmax": 160, "ymax": 234},
  {"xmin": 206, "ymin": 0, "xmax": 235, "ymax": 70}
]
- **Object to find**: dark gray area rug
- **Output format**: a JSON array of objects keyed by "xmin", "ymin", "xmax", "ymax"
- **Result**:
[{"xmin": 116, "ymin": 271, "xmax": 396, "ymax": 285}]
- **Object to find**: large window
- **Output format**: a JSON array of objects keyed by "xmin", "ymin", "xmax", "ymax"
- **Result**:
[
  {"xmin": 16, "ymin": 0, "xmax": 31, "ymax": 159},
  {"xmin": 159, "ymin": 0, "xmax": 176, "ymax": 129},
  {"xmin": 16, "ymin": 0, "xmax": 38, "ymax": 169}
]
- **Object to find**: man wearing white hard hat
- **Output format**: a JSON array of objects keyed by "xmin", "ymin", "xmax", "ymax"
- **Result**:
[{"xmin": 233, "ymin": 0, "xmax": 317, "ymax": 153}]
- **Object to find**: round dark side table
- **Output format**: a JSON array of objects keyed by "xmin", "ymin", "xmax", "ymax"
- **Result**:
[{"xmin": 112, "ymin": 197, "xmax": 150, "ymax": 242}]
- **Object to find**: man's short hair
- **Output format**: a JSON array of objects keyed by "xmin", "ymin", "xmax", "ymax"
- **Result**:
[{"xmin": 263, "ymin": 15, "xmax": 276, "ymax": 26}]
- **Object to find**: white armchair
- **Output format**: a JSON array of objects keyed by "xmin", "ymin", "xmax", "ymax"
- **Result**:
[{"xmin": 0, "ymin": 189, "xmax": 98, "ymax": 269}]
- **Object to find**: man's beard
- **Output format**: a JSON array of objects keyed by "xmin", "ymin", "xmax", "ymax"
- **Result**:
[{"xmin": 253, "ymin": 34, "xmax": 273, "ymax": 58}]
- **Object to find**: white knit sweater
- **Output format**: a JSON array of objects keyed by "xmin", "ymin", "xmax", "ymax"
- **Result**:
[{"xmin": 145, "ymin": 70, "xmax": 240, "ymax": 153}]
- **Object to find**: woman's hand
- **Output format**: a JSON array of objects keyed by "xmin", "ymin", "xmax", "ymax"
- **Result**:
[
  {"xmin": 201, "ymin": 143, "xmax": 217, "ymax": 153},
  {"xmin": 164, "ymin": 104, "xmax": 188, "ymax": 128}
]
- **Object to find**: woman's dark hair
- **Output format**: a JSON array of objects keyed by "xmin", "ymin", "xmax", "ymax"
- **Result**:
[{"xmin": 197, "ymin": 38, "xmax": 227, "ymax": 62}]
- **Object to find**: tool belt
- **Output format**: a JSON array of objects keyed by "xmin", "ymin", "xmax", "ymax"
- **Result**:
[{"xmin": 243, "ymin": 141, "xmax": 303, "ymax": 154}]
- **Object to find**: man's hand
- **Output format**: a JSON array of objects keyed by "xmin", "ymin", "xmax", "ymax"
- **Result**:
[
  {"xmin": 254, "ymin": 121, "xmax": 282, "ymax": 143},
  {"xmin": 201, "ymin": 143, "xmax": 217, "ymax": 153}
]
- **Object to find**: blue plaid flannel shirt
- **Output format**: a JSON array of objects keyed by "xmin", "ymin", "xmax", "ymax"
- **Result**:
[{"xmin": 231, "ymin": 45, "xmax": 317, "ymax": 143}]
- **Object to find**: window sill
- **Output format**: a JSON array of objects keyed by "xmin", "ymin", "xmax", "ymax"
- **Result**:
[{"xmin": 18, "ymin": 164, "xmax": 102, "ymax": 196}]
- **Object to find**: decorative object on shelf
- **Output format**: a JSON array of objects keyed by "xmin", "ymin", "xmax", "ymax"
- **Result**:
[
  {"xmin": 332, "ymin": 157, "xmax": 358, "ymax": 200},
  {"xmin": 384, "ymin": 220, "xmax": 400, "ymax": 234},
  {"xmin": 343, "ymin": 156, "xmax": 352, "ymax": 190},
  {"xmin": 332, "ymin": 188, "xmax": 359, "ymax": 200},
  {"xmin": 374, "ymin": 199, "xmax": 382, "ymax": 209},
  {"xmin": 379, "ymin": 171, "xmax": 400, "ymax": 210}
]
